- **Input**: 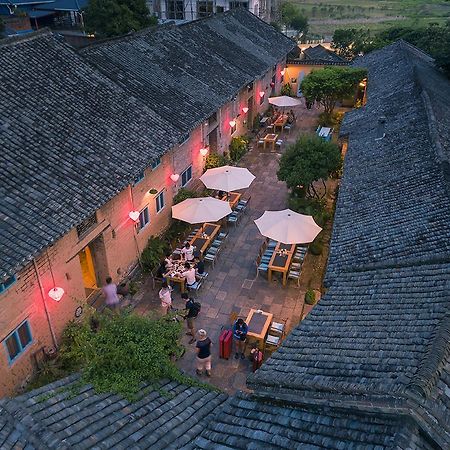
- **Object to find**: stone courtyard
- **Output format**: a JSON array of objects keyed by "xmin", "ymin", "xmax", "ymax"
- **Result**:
[{"xmin": 133, "ymin": 102, "xmax": 332, "ymax": 393}]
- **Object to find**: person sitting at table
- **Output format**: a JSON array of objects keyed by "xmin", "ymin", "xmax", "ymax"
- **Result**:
[
  {"xmin": 233, "ymin": 318, "xmax": 248, "ymax": 360},
  {"xmin": 177, "ymin": 262, "xmax": 197, "ymax": 289},
  {"xmin": 218, "ymin": 190, "xmax": 225, "ymax": 198},
  {"xmin": 287, "ymin": 109, "xmax": 296, "ymax": 124},
  {"xmin": 164, "ymin": 252, "xmax": 174, "ymax": 270},
  {"xmin": 181, "ymin": 242, "xmax": 195, "ymax": 262},
  {"xmin": 195, "ymin": 256, "xmax": 205, "ymax": 276}
]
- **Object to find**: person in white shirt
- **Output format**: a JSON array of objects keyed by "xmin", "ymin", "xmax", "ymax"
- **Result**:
[
  {"xmin": 164, "ymin": 253, "xmax": 173, "ymax": 270},
  {"xmin": 159, "ymin": 281, "xmax": 173, "ymax": 315},
  {"xmin": 103, "ymin": 277, "xmax": 120, "ymax": 312},
  {"xmin": 180, "ymin": 262, "xmax": 197, "ymax": 288},
  {"xmin": 181, "ymin": 243, "xmax": 195, "ymax": 262}
]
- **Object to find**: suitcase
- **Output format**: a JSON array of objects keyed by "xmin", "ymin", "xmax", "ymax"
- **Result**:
[{"xmin": 219, "ymin": 329, "xmax": 232, "ymax": 359}]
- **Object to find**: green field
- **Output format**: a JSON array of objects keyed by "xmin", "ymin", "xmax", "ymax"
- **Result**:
[{"xmin": 291, "ymin": 0, "xmax": 450, "ymax": 38}]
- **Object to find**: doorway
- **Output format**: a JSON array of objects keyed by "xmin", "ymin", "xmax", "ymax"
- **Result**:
[{"xmin": 78, "ymin": 234, "xmax": 109, "ymax": 299}]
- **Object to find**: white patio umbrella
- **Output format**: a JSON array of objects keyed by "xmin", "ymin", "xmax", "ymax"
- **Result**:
[
  {"xmin": 171, "ymin": 197, "xmax": 232, "ymax": 224},
  {"xmin": 268, "ymin": 96, "xmax": 302, "ymax": 108},
  {"xmin": 254, "ymin": 209, "xmax": 322, "ymax": 244},
  {"xmin": 199, "ymin": 165, "xmax": 255, "ymax": 192}
]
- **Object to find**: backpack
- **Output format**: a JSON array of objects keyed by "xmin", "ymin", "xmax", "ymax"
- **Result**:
[{"xmin": 190, "ymin": 301, "xmax": 201, "ymax": 317}]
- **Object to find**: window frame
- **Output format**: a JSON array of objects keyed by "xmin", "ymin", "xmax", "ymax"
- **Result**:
[
  {"xmin": 156, "ymin": 190, "xmax": 165, "ymax": 213},
  {"xmin": 138, "ymin": 206, "xmax": 150, "ymax": 230},
  {"xmin": 0, "ymin": 275, "xmax": 17, "ymax": 294},
  {"xmin": 3, "ymin": 320, "xmax": 33, "ymax": 364},
  {"xmin": 181, "ymin": 166, "xmax": 193, "ymax": 187},
  {"xmin": 151, "ymin": 158, "xmax": 161, "ymax": 170}
]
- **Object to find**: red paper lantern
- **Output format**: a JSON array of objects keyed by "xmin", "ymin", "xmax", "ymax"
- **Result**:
[{"xmin": 270, "ymin": 82, "xmax": 275, "ymax": 88}]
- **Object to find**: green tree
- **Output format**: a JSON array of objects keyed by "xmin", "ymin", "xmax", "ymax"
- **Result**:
[
  {"xmin": 280, "ymin": 2, "xmax": 308, "ymax": 36},
  {"xmin": 301, "ymin": 66, "xmax": 367, "ymax": 116},
  {"xmin": 332, "ymin": 28, "xmax": 371, "ymax": 59},
  {"xmin": 84, "ymin": 0, "xmax": 156, "ymax": 37},
  {"xmin": 277, "ymin": 135, "xmax": 341, "ymax": 199}
]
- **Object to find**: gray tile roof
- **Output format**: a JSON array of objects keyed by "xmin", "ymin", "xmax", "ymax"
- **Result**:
[
  {"xmin": 0, "ymin": 374, "xmax": 228, "ymax": 449},
  {"xmin": 249, "ymin": 41, "xmax": 450, "ymax": 449},
  {"xmin": 303, "ymin": 44, "xmax": 347, "ymax": 63},
  {"xmin": 0, "ymin": 10, "xmax": 295, "ymax": 280},
  {"xmin": 0, "ymin": 31, "xmax": 182, "ymax": 280},
  {"xmin": 192, "ymin": 392, "xmax": 414, "ymax": 449},
  {"xmin": 80, "ymin": 9, "xmax": 296, "ymax": 133}
]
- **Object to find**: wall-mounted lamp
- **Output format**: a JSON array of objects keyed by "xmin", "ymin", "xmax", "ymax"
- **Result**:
[
  {"xmin": 170, "ymin": 173, "xmax": 180, "ymax": 182},
  {"xmin": 229, "ymin": 119, "xmax": 236, "ymax": 128},
  {"xmin": 270, "ymin": 82, "xmax": 275, "ymax": 88},
  {"xmin": 129, "ymin": 210, "xmax": 140, "ymax": 221},
  {"xmin": 48, "ymin": 286, "xmax": 64, "ymax": 302},
  {"xmin": 242, "ymin": 107, "xmax": 249, "ymax": 114},
  {"xmin": 281, "ymin": 69, "xmax": 286, "ymax": 76},
  {"xmin": 200, "ymin": 147, "xmax": 208, "ymax": 156},
  {"xmin": 259, "ymin": 91, "xmax": 265, "ymax": 98}
]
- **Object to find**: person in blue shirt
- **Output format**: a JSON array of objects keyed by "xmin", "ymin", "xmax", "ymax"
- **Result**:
[{"xmin": 232, "ymin": 318, "xmax": 248, "ymax": 359}]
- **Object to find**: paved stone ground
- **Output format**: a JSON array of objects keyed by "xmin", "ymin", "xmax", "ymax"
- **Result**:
[{"xmin": 134, "ymin": 102, "xmax": 324, "ymax": 394}]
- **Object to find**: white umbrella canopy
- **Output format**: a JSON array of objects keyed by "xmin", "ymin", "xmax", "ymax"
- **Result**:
[
  {"xmin": 268, "ymin": 96, "xmax": 302, "ymax": 108},
  {"xmin": 254, "ymin": 209, "xmax": 322, "ymax": 244},
  {"xmin": 172, "ymin": 197, "xmax": 232, "ymax": 224},
  {"xmin": 200, "ymin": 165, "xmax": 255, "ymax": 192}
]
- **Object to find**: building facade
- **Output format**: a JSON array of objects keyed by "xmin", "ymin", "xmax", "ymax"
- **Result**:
[{"xmin": 0, "ymin": 9, "xmax": 294, "ymax": 395}]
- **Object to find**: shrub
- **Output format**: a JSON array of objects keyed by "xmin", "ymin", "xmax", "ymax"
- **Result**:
[
  {"xmin": 229, "ymin": 136, "xmax": 249, "ymax": 162},
  {"xmin": 59, "ymin": 312, "xmax": 193, "ymax": 400},
  {"xmin": 253, "ymin": 113, "xmax": 262, "ymax": 131},
  {"xmin": 172, "ymin": 188, "xmax": 200, "ymax": 205},
  {"xmin": 163, "ymin": 220, "xmax": 189, "ymax": 246},
  {"xmin": 140, "ymin": 237, "xmax": 168, "ymax": 273},
  {"xmin": 309, "ymin": 240, "xmax": 323, "ymax": 256},
  {"xmin": 305, "ymin": 289, "xmax": 316, "ymax": 305},
  {"xmin": 318, "ymin": 111, "xmax": 345, "ymax": 128},
  {"xmin": 289, "ymin": 195, "xmax": 329, "ymax": 226},
  {"xmin": 281, "ymin": 83, "xmax": 294, "ymax": 96},
  {"xmin": 204, "ymin": 153, "xmax": 229, "ymax": 171}
]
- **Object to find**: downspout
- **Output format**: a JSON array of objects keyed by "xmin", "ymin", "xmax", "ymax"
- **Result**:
[{"xmin": 33, "ymin": 259, "xmax": 58, "ymax": 349}]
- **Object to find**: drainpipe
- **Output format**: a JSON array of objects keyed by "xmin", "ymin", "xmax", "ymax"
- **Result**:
[{"xmin": 33, "ymin": 259, "xmax": 58, "ymax": 349}]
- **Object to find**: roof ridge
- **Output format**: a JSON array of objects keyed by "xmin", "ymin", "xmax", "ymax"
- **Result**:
[
  {"xmin": 0, "ymin": 27, "xmax": 52, "ymax": 48},
  {"xmin": 407, "ymin": 312, "xmax": 450, "ymax": 399}
]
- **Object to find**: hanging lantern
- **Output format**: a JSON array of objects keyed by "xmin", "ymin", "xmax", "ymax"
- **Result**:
[
  {"xmin": 128, "ymin": 210, "xmax": 140, "ymax": 221},
  {"xmin": 270, "ymin": 82, "xmax": 275, "ymax": 88},
  {"xmin": 199, "ymin": 148, "xmax": 208, "ymax": 156},
  {"xmin": 48, "ymin": 287, "xmax": 64, "ymax": 302},
  {"xmin": 170, "ymin": 173, "xmax": 180, "ymax": 182},
  {"xmin": 259, "ymin": 91, "xmax": 265, "ymax": 98},
  {"xmin": 242, "ymin": 107, "xmax": 249, "ymax": 114},
  {"xmin": 281, "ymin": 69, "xmax": 285, "ymax": 76},
  {"xmin": 229, "ymin": 119, "xmax": 236, "ymax": 128}
]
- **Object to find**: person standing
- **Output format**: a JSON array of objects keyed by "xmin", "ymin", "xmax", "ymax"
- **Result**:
[
  {"xmin": 102, "ymin": 277, "xmax": 120, "ymax": 312},
  {"xmin": 233, "ymin": 318, "xmax": 248, "ymax": 359},
  {"xmin": 195, "ymin": 329, "xmax": 212, "ymax": 377},
  {"xmin": 181, "ymin": 242, "xmax": 195, "ymax": 262},
  {"xmin": 182, "ymin": 292, "xmax": 200, "ymax": 344},
  {"xmin": 159, "ymin": 281, "xmax": 173, "ymax": 315}
]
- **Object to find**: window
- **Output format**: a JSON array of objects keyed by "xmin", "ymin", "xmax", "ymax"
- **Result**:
[
  {"xmin": 156, "ymin": 191, "xmax": 165, "ymax": 213},
  {"xmin": 167, "ymin": 0, "xmax": 184, "ymax": 19},
  {"xmin": 134, "ymin": 171, "xmax": 145, "ymax": 184},
  {"xmin": 138, "ymin": 207, "xmax": 150, "ymax": 230},
  {"xmin": 181, "ymin": 166, "xmax": 192, "ymax": 187},
  {"xmin": 229, "ymin": 1, "xmax": 248, "ymax": 10},
  {"xmin": 197, "ymin": 0, "xmax": 213, "ymax": 17},
  {"xmin": 151, "ymin": 158, "xmax": 161, "ymax": 170},
  {"xmin": 4, "ymin": 320, "xmax": 32, "ymax": 363},
  {"xmin": 0, "ymin": 275, "xmax": 16, "ymax": 294},
  {"xmin": 76, "ymin": 213, "xmax": 97, "ymax": 239}
]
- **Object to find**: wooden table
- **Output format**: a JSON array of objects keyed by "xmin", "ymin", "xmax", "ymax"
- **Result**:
[
  {"xmin": 245, "ymin": 309, "xmax": 274, "ymax": 351},
  {"xmin": 164, "ymin": 260, "xmax": 189, "ymax": 293},
  {"xmin": 268, "ymin": 242, "xmax": 296, "ymax": 286},
  {"xmin": 263, "ymin": 133, "xmax": 278, "ymax": 150},
  {"xmin": 189, "ymin": 222, "xmax": 221, "ymax": 255},
  {"xmin": 221, "ymin": 192, "xmax": 241, "ymax": 209},
  {"xmin": 273, "ymin": 115, "xmax": 288, "ymax": 132}
]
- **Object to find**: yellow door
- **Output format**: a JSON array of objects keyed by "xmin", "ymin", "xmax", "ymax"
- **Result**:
[{"xmin": 79, "ymin": 246, "xmax": 97, "ymax": 290}]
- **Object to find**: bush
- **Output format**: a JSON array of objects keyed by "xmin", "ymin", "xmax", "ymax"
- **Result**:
[
  {"xmin": 305, "ymin": 289, "xmax": 316, "ymax": 305},
  {"xmin": 141, "ymin": 237, "xmax": 168, "ymax": 273},
  {"xmin": 289, "ymin": 195, "xmax": 329, "ymax": 227},
  {"xmin": 253, "ymin": 113, "xmax": 262, "ymax": 131},
  {"xmin": 309, "ymin": 240, "xmax": 323, "ymax": 256},
  {"xmin": 163, "ymin": 220, "xmax": 189, "ymax": 246},
  {"xmin": 204, "ymin": 153, "xmax": 229, "ymax": 171},
  {"xmin": 172, "ymin": 188, "xmax": 200, "ymax": 205},
  {"xmin": 318, "ymin": 111, "xmax": 345, "ymax": 128},
  {"xmin": 59, "ymin": 312, "xmax": 192, "ymax": 400},
  {"xmin": 229, "ymin": 136, "xmax": 249, "ymax": 162},
  {"xmin": 281, "ymin": 83, "xmax": 294, "ymax": 96}
]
